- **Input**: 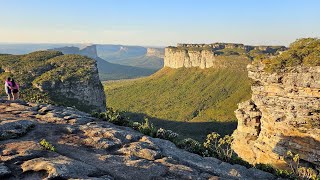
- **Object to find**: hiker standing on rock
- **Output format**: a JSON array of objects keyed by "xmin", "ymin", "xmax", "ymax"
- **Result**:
[
  {"xmin": 4, "ymin": 77, "xmax": 13, "ymax": 100},
  {"xmin": 10, "ymin": 79, "xmax": 19, "ymax": 100}
]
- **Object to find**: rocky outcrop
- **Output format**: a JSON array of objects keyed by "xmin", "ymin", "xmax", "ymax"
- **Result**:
[
  {"xmin": 0, "ymin": 51, "xmax": 106, "ymax": 112},
  {"xmin": 0, "ymin": 100, "xmax": 275, "ymax": 179},
  {"xmin": 176, "ymin": 43, "xmax": 287, "ymax": 53},
  {"xmin": 33, "ymin": 58, "xmax": 106, "ymax": 112},
  {"xmin": 164, "ymin": 48, "xmax": 216, "ymax": 69},
  {"xmin": 232, "ymin": 62, "xmax": 320, "ymax": 168},
  {"xmin": 164, "ymin": 43, "xmax": 287, "ymax": 69},
  {"xmin": 146, "ymin": 48, "xmax": 164, "ymax": 58}
]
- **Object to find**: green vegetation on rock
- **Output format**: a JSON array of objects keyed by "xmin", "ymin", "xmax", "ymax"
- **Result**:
[
  {"xmin": 262, "ymin": 38, "xmax": 320, "ymax": 72},
  {"xmin": 0, "ymin": 51, "xmax": 103, "ymax": 111},
  {"xmin": 39, "ymin": 139, "xmax": 56, "ymax": 152}
]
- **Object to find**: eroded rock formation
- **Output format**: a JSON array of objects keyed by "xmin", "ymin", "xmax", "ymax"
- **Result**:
[
  {"xmin": 164, "ymin": 43, "xmax": 286, "ymax": 69},
  {"xmin": 0, "ymin": 51, "xmax": 106, "ymax": 112},
  {"xmin": 232, "ymin": 62, "xmax": 320, "ymax": 168},
  {"xmin": 0, "ymin": 100, "xmax": 275, "ymax": 179},
  {"xmin": 164, "ymin": 48, "xmax": 216, "ymax": 69},
  {"xmin": 32, "ymin": 58, "xmax": 106, "ymax": 112}
]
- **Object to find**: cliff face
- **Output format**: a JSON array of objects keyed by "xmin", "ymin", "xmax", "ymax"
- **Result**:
[
  {"xmin": 232, "ymin": 62, "xmax": 320, "ymax": 168},
  {"xmin": 32, "ymin": 55, "xmax": 106, "ymax": 112},
  {"xmin": 0, "ymin": 100, "xmax": 275, "ymax": 179},
  {"xmin": 164, "ymin": 48, "xmax": 216, "ymax": 69},
  {"xmin": 0, "ymin": 51, "xmax": 106, "ymax": 112},
  {"xmin": 164, "ymin": 43, "xmax": 286, "ymax": 69}
]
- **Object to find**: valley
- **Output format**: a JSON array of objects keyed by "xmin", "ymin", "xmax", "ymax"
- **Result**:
[
  {"xmin": 104, "ymin": 42, "xmax": 287, "ymax": 140},
  {"xmin": 0, "ymin": 43, "xmax": 164, "ymax": 81},
  {"xmin": 1, "ymin": 1, "xmax": 319, "ymax": 179}
]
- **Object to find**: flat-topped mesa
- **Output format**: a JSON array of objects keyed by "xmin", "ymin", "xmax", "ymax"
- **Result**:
[
  {"xmin": 165, "ymin": 43, "xmax": 287, "ymax": 69},
  {"xmin": 232, "ymin": 38, "xmax": 320, "ymax": 169},
  {"xmin": 176, "ymin": 43, "xmax": 287, "ymax": 51},
  {"xmin": 164, "ymin": 47, "xmax": 216, "ymax": 69}
]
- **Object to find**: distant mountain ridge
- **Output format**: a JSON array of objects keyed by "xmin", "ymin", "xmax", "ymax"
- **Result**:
[
  {"xmin": 50, "ymin": 45, "xmax": 159, "ymax": 80},
  {"xmin": 97, "ymin": 45, "xmax": 164, "ymax": 70},
  {"xmin": 0, "ymin": 43, "xmax": 164, "ymax": 80}
]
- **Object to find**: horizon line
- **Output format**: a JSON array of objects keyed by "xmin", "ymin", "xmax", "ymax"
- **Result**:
[{"xmin": 0, "ymin": 40, "xmax": 292, "ymax": 48}]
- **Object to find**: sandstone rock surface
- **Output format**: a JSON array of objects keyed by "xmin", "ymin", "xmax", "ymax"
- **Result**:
[
  {"xmin": 164, "ymin": 43, "xmax": 286, "ymax": 69},
  {"xmin": 0, "ymin": 100, "xmax": 275, "ymax": 179},
  {"xmin": 232, "ymin": 62, "xmax": 320, "ymax": 168},
  {"xmin": 164, "ymin": 48, "xmax": 216, "ymax": 69}
]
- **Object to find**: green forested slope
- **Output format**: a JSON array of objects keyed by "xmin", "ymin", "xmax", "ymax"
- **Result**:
[
  {"xmin": 107, "ymin": 55, "xmax": 164, "ymax": 70},
  {"xmin": 105, "ymin": 56, "xmax": 252, "ymax": 140}
]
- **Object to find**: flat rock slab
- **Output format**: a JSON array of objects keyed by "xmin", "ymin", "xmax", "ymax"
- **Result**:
[
  {"xmin": 0, "ymin": 100, "xmax": 276, "ymax": 180},
  {"xmin": 21, "ymin": 156, "xmax": 101, "ymax": 179},
  {"xmin": 0, "ymin": 120, "xmax": 35, "ymax": 140},
  {"xmin": 0, "ymin": 163, "xmax": 11, "ymax": 177}
]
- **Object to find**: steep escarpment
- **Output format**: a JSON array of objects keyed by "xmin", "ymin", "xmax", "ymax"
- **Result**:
[
  {"xmin": 0, "ymin": 51, "xmax": 106, "ymax": 112},
  {"xmin": 0, "ymin": 100, "xmax": 275, "ymax": 179},
  {"xmin": 232, "ymin": 38, "xmax": 320, "ymax": 168},
  {"xmin": 164, "ymin": 43, "xmax": 286, "ymax": 69}
]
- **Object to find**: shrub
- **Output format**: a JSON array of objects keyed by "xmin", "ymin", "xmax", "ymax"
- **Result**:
[
  {"xmin": 129, "ymin": 121, "xmax": 142, "ymax": 130},
  {"xmin": 39, "ymin": 139, "xmax": 56, "ymax": 152},
  {"xmin": 275, "ymin": 169, "xmax": 294, "ymax": 179},
  {"xmin": 156, "ymin": 128, "xmax": 179, "ymax": 141},
  {"xmin": 138, "ymin": 118, "xmax": 157, "ymax": 137},
  {"xmin": 177, "ymin": 138, "xmax": 203, "ymax": 155},
  {"xmin": 203, "ymin": 132, "xmax": 233, "ymax": 162},
  {"xmin": 285, "ymin": 151, "xmax": 319, "ymax": 180},
  {"xmin": 93, "ymin": 107, "xmax": 129, "ymax": 126}
]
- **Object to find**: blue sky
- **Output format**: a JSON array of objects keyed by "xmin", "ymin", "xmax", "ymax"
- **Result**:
[{"xmin": 0, "ymin": 0, "xmax": 319, "ymax": 46}]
